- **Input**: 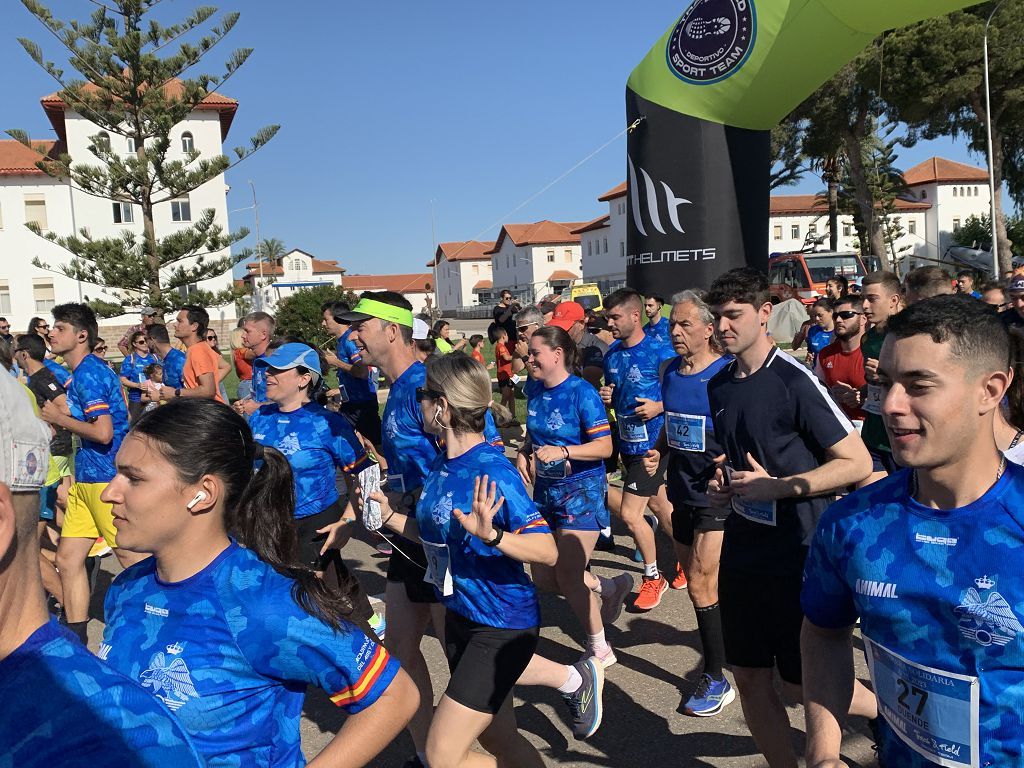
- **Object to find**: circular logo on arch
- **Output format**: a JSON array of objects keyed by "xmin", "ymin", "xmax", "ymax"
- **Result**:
[{"xmin": 666, "ymin": 0, "xmax": 756, "ymax": 85}]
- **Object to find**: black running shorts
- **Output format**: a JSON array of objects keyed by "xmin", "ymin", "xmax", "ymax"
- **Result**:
[
  {"xmin": 621, "ymin": 453, "xmax": 667, "ymax": 497},
  {"xmin": 444, "ymin": 611, "xmax": 539, "ymax": 714},
  {"xmin": 719, "ymin": 566, "xmax": 805, "ymax": 685}
]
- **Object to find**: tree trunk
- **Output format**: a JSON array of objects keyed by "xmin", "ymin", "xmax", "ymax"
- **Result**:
[
  {"xmin": 843, "ymin": 132, "xmax": 889, "ymax": 269},
  {"xmin": 828, "ymin": 180, "xmax": 839, "ymax": 252},
  {"xmin": 991, "ymin": 127, "xmax": 1013, "ymax": 275}
]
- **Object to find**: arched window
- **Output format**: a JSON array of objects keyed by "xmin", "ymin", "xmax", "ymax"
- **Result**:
[
  {"xmin": 126, "ymin": 136, "xmax": 136, "ymax": 153},
  {"xmin": 953, "ymin": 187, "xmax": 958, "ymax": 197},
  {"xmin": 96, "ymin": 131, "xmax": 110, "ymax": 153},
  {"xmin": 181, "ymin": 132, "xmax": 194, "ymax": 153}
]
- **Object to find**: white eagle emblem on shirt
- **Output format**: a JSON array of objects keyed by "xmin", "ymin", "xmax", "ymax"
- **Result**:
[
  {"xmin": 276, "ymin": 432, "xmax": 301, "ymax": 456},
  {"xmin": 432, "ymin": 491, "xmax": 454, "ymax": 526},
  {"xmin": 626, "ymin": 365, "xmax": 643, "ymax": 384},
  {"xmin": 140, "ymin": 651, "xmax": 199, "ymax": 711},
  {"xmin": 385, "ymin": 412, "xmax": 399, "ymax": 439},
  {"xmin": 546, "ymin": 409, "xmax": 565, "ymax": 432}
]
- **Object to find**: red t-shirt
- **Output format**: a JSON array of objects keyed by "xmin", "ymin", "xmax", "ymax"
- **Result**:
[
  {"xmin": 816, "ymin": 340, "xmax": 866, "ymax": 421},
  {"xmin": 471, "ymin": 348, "xmax": 486, "ymax": 365},
  {"xmin": 495, "ymin": 342, "xmax": 513, "ymax": 381},
  {"xmin": 233, "ymin": 347, "xmax": 253, "ymax": 381}
]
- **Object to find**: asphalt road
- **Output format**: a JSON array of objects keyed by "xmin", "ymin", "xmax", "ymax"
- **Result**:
[{"xmin": 87, "ymin": 470, "xmax": 879, "ymax": 767}]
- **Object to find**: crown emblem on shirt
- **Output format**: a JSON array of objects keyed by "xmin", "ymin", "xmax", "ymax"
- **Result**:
[
  {"xmin": 975, "ymin": 575, "xmax": 996, "ymax": 590},
  {"xmin": 166, "ymin": 641, "xmax": 184, "ymax": 655}
]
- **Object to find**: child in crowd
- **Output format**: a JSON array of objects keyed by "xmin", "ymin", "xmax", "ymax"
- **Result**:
[
  {"xmin": 142, "ymin": 362, "xmax": 164, "ymax": 412},
  {"xmin": 494, "ymin": 327, "xmax": 515, "ymax": 413},
  {"xmin": 468, "ymin": 334, "xmax": 493, "ymax": 369}
]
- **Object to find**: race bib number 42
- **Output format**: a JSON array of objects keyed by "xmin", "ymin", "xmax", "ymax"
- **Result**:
[
  {"xmin": 666, "ymin": 412, "xmax": 705, "ymax": 453},
  {"xmin": 864, "ymin": 636, "xmax": 980, "ymax": 768}
]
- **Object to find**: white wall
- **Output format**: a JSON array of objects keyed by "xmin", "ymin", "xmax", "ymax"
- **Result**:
[
  {"xmin": 769, "ymin": 210, "xmax": 932, "ymax": 265},
  {"xmin": 435, "ymin": 257, "xmax": 493, "ymax": 311}
]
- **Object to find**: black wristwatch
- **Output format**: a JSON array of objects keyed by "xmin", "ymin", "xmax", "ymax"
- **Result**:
[
  {"xmin": 174, "ymin": 387, "xmax": 181, "ymax": 398},
  {"xmin": 483, "ymin": 526, "xmax": 504, "ymax": 547},
  {"xmin": 520, "ymin": 355, "xmax": 530, "ymax": 363}
]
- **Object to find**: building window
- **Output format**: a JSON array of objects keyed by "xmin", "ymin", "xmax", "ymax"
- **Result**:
[
  {"xmin": 620, "ymin": 241, "xmax": 625, "ymax": 258},
  {"xmin": 112, "ymin": 202, "xmax": 134, "ymax": 224},
  {"xmin": 909, "ymin": 219, "xmax": 917, "ymax": 235},
  {"xmin": 95, "ymin": 131, "xmax": 110, "ymax": 153},
  {"xmin": 505, "ymin": 255, "xmax": 509, "ymax": 269},
  {"xmin": 791, "ymin": 224, "xmax": 800, "ymax": 239},
  {"xmin": 547, "ymin": 251, "xmax": 554, "ymax": 263},
  {"xmin": 603, "ymin": 238, "xmax": 608, "ymax": 253},
  {"xmin": 974, "ymin": 186, "xmax": 979, "ymax": 195},
  {"xmin": 953, "ymin": 187, "xmax": 958, "ymax": 197},
  {"xmin": 513, "ymin": 253, "xmax": 517, "ymax": 267},
  {"xmin": 953, "ymin": 218, "xmax": 961, "ymax": 232},
  {"xmin": 921, "ymin": 189, "xmax": 928, "ymax": 199},
  {"xmin": 564, "ymin": 249, "xmax": 572, "ymax": 262},
  {"xmin": 24, "ymin": 194, "xmax": 47, "ymax": 230},
  {"xmin": 472, "ymin": 263, "xmax": 479, "ymax": 275},
  {"xmin": 843, "ymin": 223, "xmax": 852, "ymax": 237},
  {"xmin": 126, "ymin": 136, "xmax": 136, "ymax": 153},
  {"xmin": 587, "ymin": 241, "xmax": 592, "ymax": 256},
  {"xmin": 181, "ymin": 132, "xmax": 194, "ymax": 153},
  {"xmin": 0, "ymin": 281, "xmax": 10, "ymax": 314},
  {"xmin": 170, "ymin": 198, "xmax": 191, "ymax": 222},
  {"xmin": 33, "ymin": 281, "xmax": 55, "ymax": 313},
  {"xmin": 808, "ymin": 223, "xmax": 817, "ymax": 235},
  {"xmin": 773, "ymin": 225, "xmax": 783, "ymax": 240}
]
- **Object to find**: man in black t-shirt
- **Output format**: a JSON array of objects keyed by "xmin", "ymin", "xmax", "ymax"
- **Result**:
[
  {"xmin": 1002, "ymin": 276, "xmax": 1024, "ymax": 331},
  {"xmin": 491, "ymin": 289, "xmax": 520, "ymax": 342},
  {"xmin": 705, "ymin": 269, "xmax": 874, "ymax": 767}
]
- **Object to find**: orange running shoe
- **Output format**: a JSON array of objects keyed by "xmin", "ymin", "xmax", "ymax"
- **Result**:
[
  {"xmin": 670, "ymin": 563, "xmax": 688, "ymax": 590},
  {"xmin": 633, "ymin": 574, "xmax": 669, "ymax": 611}
]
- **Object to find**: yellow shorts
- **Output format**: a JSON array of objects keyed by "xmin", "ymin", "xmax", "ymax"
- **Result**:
[{"xmin": 62, "ymin": 482, "xmax": 118, "ymax": 545}]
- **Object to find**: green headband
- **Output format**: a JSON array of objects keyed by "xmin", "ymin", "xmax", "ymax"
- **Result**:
[{"xmin": 353, "ymin": 298, "xmax": 414, "ymax": 328}]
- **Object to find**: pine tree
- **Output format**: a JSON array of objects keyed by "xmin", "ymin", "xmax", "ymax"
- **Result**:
[{"xmin": 7, "ymin": 0, "xmax": 278, "ymax": 315}]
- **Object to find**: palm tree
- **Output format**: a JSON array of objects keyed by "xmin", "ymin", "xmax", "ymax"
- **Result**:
[{"xmin": 256, "ymin": 238, "xmax": 287, "ymax": 265}]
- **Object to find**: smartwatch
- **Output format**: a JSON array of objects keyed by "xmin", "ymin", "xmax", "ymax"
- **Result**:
[{"xmin": 483, "ymin": 526, "xmax": 505, "ymax": 547}]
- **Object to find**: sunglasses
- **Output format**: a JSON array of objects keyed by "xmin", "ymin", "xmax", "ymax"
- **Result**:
[
  {"xmin": 834, "ymin": 310, "xmax": 863, "ymax": 320},
  {"xmin": 206, "ymin": 335, "xmax": 217, "ymax": 341},
  {"xmin": 94, "ymin": 345, "xmax": 107, "ymax": 352},
  {"xmin": 517, "ymin": 324, "xmax": 536, "ymax": 333},
  {"xmin": 415, "ymin": 386, "xmax": 444, "ymax": 402},
  {"xmin": 134, "ymin": 340, "xmax": 148, "ymax": 345},
  {"xmin": 37, "ymin": 324, "xmax": 50, "ymax": 330}
]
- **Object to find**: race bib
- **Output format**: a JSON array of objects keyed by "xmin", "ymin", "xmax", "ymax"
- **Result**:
[
  {"xmin": 535, "ymin": 450, "xmax": 569, "ymax": 480},
  {"xmin": 725, "ymin": 467, "xmax": 777, "ymax": 526},
  {"xmin": 864, "ymin": 383, "xmax": 883, "ymax": 415},
  {"xmin": 422, "ymin": 540, "xmax": 454, "ymax": 597},
  {"xmin": 666, "ymin": 412, "xmax": 705, "ymax": 453},
  {"xmin": 864, "ymin": 636, "xmax": 979, "ymax": 768},
  {"xmin": 618, "ymin": 413, "xmax": 649, "ymax": 443}
]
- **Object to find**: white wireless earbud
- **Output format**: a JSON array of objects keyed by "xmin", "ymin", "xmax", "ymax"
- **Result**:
[
  {"xmin": 186, "ymin": 491, "xmax": 208, "ymax": 510},
  {"xmin": 433, "ymin": 404, "xmax": 444, "ymax": 427}
]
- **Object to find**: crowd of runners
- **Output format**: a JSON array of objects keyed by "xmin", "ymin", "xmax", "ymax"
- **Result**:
[{"xmin": 2, "ymin": 263, "xmax": 1024, "ymax": 767}]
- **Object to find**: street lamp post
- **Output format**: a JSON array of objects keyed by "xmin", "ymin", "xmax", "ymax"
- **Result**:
[
  {"xmin": 983, "ymin": 0, "xmax": 1007, "ymax": 277},
  {"xmin": 249, "ymin": 180, "xmax": 263, "ymax": 310}
]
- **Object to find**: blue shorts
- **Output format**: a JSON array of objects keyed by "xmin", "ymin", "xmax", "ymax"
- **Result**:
[
  {"xmin": 39, "ymin": 480, "xmax": 59, "ymax": 522},
  {"xmin": 534, "ymin": 471, "xmax": 608, "ymax": 532}
]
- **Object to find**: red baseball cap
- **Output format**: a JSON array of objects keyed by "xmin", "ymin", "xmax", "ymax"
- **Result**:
[{"xmin": 548, "ymin": 301, "xmax": 585, "ymax": 331}]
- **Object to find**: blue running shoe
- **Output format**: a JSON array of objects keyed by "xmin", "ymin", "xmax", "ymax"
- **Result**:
[
  {"xmin": 683, "ymin": 674, "xmax": 736, "ymax": 717},
  {"xmin": 562, "ymin": 659, "xmax": 605, "ymax": 739}
]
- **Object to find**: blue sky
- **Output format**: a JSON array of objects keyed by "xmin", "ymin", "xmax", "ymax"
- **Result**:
[{"xmin": 3, "ymin": 1, "xmax": 984, "ymax": 277}]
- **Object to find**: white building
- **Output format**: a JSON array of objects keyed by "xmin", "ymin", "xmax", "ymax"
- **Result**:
[
  {"xmin": 428, "ymin": 240, "xmax": 494, "ymax": 311},
  {"xmin": 487, "ymin": 220, "xmax": 587, "ymax": 303},
  {"xmin": 342, "ymin": 273, "xmax": 434, "ymax": 316},
  {"xmin": 575, "ymin": 182, "xmax": 628, "ymax": 293},
  {"xmin": 240, "ymin": 248, "xmax": 345, "ymax": 311},
  {"xmin": 0, "ymin": 81, "xmax": 239, "ymax": 332}
]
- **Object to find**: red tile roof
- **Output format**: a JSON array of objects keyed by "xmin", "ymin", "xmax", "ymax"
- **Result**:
[
  {"xmin": 770, "ymin": 194, "xmax": 930, "ymax": 216},
  {"xmin": 343, "ymin": 273, "xmax": 434, "ymax": 294},
  {"xmin": 0, "ymin": 139, "xmax": 60, "ymax": 176},
  {"xmin": 472, "ymin": 279, "xmax": 493, "ymax": 291},
  {"xmin": 485, "ymin": 220, "xmax": 588, "ymax": 254},
  {"xmin": 571, "ymin": 215, "xmax": 610, "ymax": 234},
  {"xmin": 429, "ymin": 240, "xmax": 495, "ymax": 267},
  {"xmin": 598, "ymin": 182, "xmax": 627, "ymax": 202},
  {"xmin": 41, "ymin": 80, "xmax": 238, "ymax": 141},
  {"xmin": 903, "ymin": 157, "xmax": 989, "ymax": 186},
  {"xmin": 311, "ymin": 258, "xmax": 345, "ymax": 274},
  {"xmin": 243, "ymin": 253, "xmax": 345, "ymax": 277},
  {"xmin": 547, "ymin": 269, "xmax": 580, "ymax": 282}
]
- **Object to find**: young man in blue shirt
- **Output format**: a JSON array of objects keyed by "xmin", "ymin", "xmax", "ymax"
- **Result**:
[
  {"xmin": 39, "ymin": 303, "xmax": 144, "ymax": 644},
  {"xmin": 0, "ymin": 365, "xmax": 203, "ymax": 767},
  {"xmin": 803, "ymin": 295, "xmax": 1024, "ymax": 768}
]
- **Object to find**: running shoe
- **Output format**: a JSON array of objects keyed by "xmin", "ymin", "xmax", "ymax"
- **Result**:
[
  {"xmin": 632, "ymin": 514, "xmax": 659, "ymax": 562},
  {"xmin": 368, "ymin": 611, "xmax": 386, "ymax": 641},
  {"xmin": 633, "ymin": 574, "xmax": 669, "ymax": 611},
  {"xmin": 594, "ymin": 531, "xmax": 616, "ymax": 553},
  {"xmin": 579, "ymin": 645, "xmax": 617, "ymax": 668},
  {"xmin": 374, "ymin": 538, "xmax": 393, "ymax": 556},
  {"xmin": 562, "ymin": 659, "xmax": 604, "ymax": 739},
  {"xmin": 683, "ymin": 673, "xmax": 736, "ymax": 717},
  {"xmin": 670, "ymin": 562, "xmax": 688, "ymax": 590},
  {"xmin": 599, "ymin": 573, "xmax": 633, "ymax": 624}
]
